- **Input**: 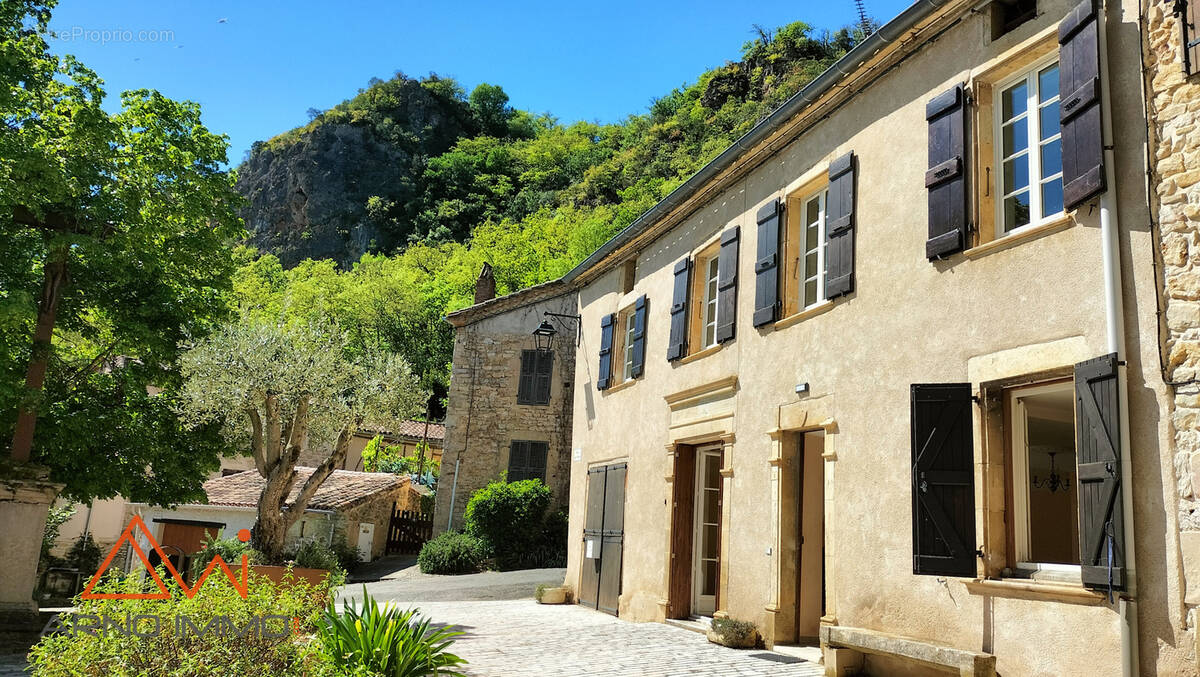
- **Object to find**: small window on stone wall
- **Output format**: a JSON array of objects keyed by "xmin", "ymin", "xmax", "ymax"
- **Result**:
[
  {"xmin": 990, "ymin": 0, "xmax": 1037, "ymax": 40},
  {"xmin": 507, "ymin": 440, "xmax": 548, "ymax": 482}
]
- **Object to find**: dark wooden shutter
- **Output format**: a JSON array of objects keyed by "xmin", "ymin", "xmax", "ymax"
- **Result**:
[
  {"xmin": 630, "ymin": 295, "xmax": 647, "ymax": 378},
  {"xmin": 508, "ymin": 440, "xmax": 529, "ymax": 481},
  {"xmin": 716, "ymin": 226, "xmax": 739, "ymax": 343},
  {"xmin": 911, "ymin": 383, "xmax": 976, "ymax": 577},
  {"xmin": 1075, "ymin": 353, "xmax": 1125, "ymax": 592},
  {"xmin": 753, "ymin": 201, "xmax": 781, "ymax": 327},
  {"xmin": 528, "ymin": 441, "xmax": 548, "ymax": 482},
  {"xmin": 517, "ymin": 350, "xmax": 536, "ymax": 403},
  {"xmin": 926, "ymin": 85, "xmax": 969, "ymax": 259},
  {"xmin": 667, "ymin": 259, "xmax": 690, "ymax": 361},
  {"xmin": 597, "ymin": 313, "xmax": 615, "ymax": 390},
  {"xmin": 534, "ymin": 351, "xmax": 553, "ymax": 404},
  {"xmin": 1059, "ymin": 0, "xmax": 1106, "ymax": 211},
  {"xmin": 825, "ymin": 152, "xmax": 856, "ymax": 299},
  {"xmin": 1186, "ymin": 0, "xmax": 1199, "ymax": 76}
]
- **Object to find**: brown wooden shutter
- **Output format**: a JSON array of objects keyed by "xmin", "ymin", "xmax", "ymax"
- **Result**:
[
  {"xmin": 667, "ymin": 258, "xmax": 690, "ymax": 361},
  {"xmin": 911, "ymin": 383, "xmax": 976, "ymax": 577},
  {"xmin": 1186, "ymin": 0, "xmax": 1199, "ymax": 76},
  {"xmin": 753, "ymin": 201, "xmax": 781, "ymax": 327},
  {"xmin": 630, "ymin": 295, "xmax": 647, "ymax": 378},
  {"xmin": 926, "ymin": 85, "xmax": 969, "ymax": 259},
  {"xmin": 1059, "ymin": 0, "xmax": 1106, "ymax": 211},
  {"xmin": 534, "ymin": 351, "xmax": 553, "ymax": 404},
  {"xmin": 597, "ymin": 313, "xmax": 615, "ymax": 390},
  {"xmin": 517, "ymin": 350, "xmax": 536, "ymax": 403},
  {"xmin": 716, "ymin": 226, "xmax": 739, "ymax": 343},
  {"xmin": 1075, "ymin": 353, "xmax": 1125, "ymax": 592},
  {"xmin": 825, "ymin": 152, "xmax": 856, "ymax": 299}
]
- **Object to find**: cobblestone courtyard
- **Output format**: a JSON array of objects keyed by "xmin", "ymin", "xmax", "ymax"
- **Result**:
[{"xmin": 403, "ymin": 599, "xmax": 824, "ymax": 677}]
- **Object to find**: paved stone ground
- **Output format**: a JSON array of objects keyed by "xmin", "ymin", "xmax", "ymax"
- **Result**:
[
  {"xmin": 383, "ymin": 599, "xmax": 824, "ymax": 677},
  {"xmin": 340, "ymin": 563, "xmax": 566, "ymax": 603}
]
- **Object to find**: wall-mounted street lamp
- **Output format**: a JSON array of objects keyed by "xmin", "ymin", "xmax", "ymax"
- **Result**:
[
  {"xmin": 535, "ymin": 311, "xmax": 581, "ymax": 348},
  {"xmin": 532, "ymin": 320, "xmax": 557, "ymax": 352}
]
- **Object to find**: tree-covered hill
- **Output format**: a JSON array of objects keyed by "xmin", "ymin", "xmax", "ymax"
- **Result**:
[{"xmin": 233, "ymin": 20, "xmax": 872, "ymax": 411}]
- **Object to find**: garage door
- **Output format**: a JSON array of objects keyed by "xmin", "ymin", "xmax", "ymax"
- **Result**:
[{"xmin": 578, "ymin": 462, "xmax": 626, "ymax": 615}]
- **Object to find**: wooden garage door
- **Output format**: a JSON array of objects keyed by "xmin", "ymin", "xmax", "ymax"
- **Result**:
[{"xmin": 579, "ymin": 462, "xmax": 626, "ymax": 616}]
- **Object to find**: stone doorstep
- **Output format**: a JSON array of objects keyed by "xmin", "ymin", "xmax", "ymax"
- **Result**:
[
  {"xmin": 819, "ymin": 625, "xmax": 996, "ymax": 677},
  {"xmin": 664, "ymin": 615, "xmax": 712, "ymax": 635}
]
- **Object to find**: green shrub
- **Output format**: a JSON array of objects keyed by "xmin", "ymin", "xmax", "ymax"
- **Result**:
[
  {"xmin": 711, "ymin": 618, "xmax": 759, "ymax": 647},
  {"xmin": 191, "ymin": 533, "xmax": 262, "ymax": 577},
  {"xmin": 463, "ymin": 479, "xmax": 558, "ymax": 570},
  {"xmin": 417, "ymin": 532, "xmax": 484, "ymax": 574},
  {"xmin": 39, "ymin": 504, "xmax": 75, "ymax": 574},
  {"xmin": 28, "ymin": 566, "xmax": 337, "ymax": 676},
  {"xmin": 318, "ymin": 586, "xmax": 466, "ymax": 676},
  {"xmin": 288, "ymin": 539, "xmax": 341, "ymax": 573},
  {"xmin": 331, "ymin": 537, "xmax": 363, "ymax": 574},
  {"xmin": 65, "ymin": 534, "xmax": 102, "ymax": 574}
]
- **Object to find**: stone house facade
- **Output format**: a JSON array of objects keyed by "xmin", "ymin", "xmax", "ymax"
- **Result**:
[
  {"xmin": 554, "ymin": 0, "xmax": 1197, "ymax": 675},
  {"xmin": 433, "ymin": 273, "xmax": 578, "ymax": 534},
  {"xmin": 1145, "ymin": 0, "xmax": 1200, "ymax": 665}
]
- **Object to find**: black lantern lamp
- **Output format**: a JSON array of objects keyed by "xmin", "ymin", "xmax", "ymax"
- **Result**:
[{"xmin": 532, "ymin": 319, "xmax": 558, "ymax": 352}]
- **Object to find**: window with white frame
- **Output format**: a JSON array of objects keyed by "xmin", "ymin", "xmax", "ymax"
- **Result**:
[
  {"xmin": 622, "ymin": 310, "xmax": 636, "ymax": 381},
  {"xmin": 800, "ymin": 190, "xmax": 828, "ymax": 309},
  {"xmin": 1007, "ymin": 380, "xmax": 1080, "ymax": 569},
  {"xmin": 701, "ymin": 255, "xmax": 719, "ymax": 349},
  {"xmin": 996, "ymin": 61, "xmax": 1064, "ymax": 235}
]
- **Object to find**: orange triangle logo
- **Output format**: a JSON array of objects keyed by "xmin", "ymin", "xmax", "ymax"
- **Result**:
[{"xmin": 80, "ymin": 514, "xmax": 249, "ymax": 600}]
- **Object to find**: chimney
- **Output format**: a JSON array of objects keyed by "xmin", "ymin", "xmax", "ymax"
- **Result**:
[{"xmin": 474, "ymin": 263, "xmax": 496, "ymax": 304}]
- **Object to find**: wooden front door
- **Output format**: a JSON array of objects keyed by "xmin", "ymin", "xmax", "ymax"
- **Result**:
[{"xmin": 579, "ymin": 462, "xmax": 626, "ymax": 616}]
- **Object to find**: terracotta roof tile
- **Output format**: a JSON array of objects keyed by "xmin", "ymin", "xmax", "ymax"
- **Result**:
[
  {"xmin": 393, "ymin": 419, "xmax": 445, "ymax": 440},
  {"xmin": 202, "ymin": 468, "xmax": 403, "ymax": 512}
]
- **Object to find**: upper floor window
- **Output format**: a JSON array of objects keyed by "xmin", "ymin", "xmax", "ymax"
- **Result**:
[
  {"xmin": 997, "ymin": 61, "xmax": 1063, "ymax": 236},
  {"xmin": 700, "ymin": 254, "xmax": 720, "ymax": 349},
  {"xmin": 622, "ymin": 310, "xmax": 637, "ymax": 381},
  {"xmin": 798, "ymin": 190, "xmax": 829, "ymax": 310},
  {"xmin": 507, "ymin": 440, "xmax": 548, "ymax": 483},
  {"xmin": 517, "ymin": 349, "xmax": 553, "ymax": 405}
]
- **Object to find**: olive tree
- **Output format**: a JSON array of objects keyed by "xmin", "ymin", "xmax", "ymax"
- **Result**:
[{"xmin": 177, "ymin": 321, "xmax": 426, "ymax": 561}]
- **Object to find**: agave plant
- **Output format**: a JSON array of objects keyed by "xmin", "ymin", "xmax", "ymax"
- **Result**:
[{"xmin": 319, "ymin": 587, "xmax": 467, "ymax": 676}]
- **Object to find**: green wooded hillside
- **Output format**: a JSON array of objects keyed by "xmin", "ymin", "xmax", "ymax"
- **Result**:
[{"xmin": 234, "ymin": 21, "xmax": 872, "ymax": 411}]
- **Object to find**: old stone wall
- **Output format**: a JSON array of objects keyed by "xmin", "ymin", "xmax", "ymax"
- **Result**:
[
  {"xmin": 434, "ymin": 290, "xmax": 578, "ymax": 534},
  {"xmin": 1146, "ymin": 0, "xmax": 1200, "ymax": 641},
  {"xmin": 335, "ymin": 483, "xmax": 416, "ymax": 560}
]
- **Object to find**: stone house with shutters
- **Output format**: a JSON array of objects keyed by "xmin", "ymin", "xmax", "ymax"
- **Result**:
[
  {"xmin": 553, "ymin": 0, "xmax": 1198, "ymax": 674},
  {"xmin": 433, "ymin": 269, "xmax": 578, "ymax": 534}
]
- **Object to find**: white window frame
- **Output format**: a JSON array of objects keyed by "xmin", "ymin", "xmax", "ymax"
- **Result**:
[
  {"xmin": 622, "ymin": 310, "xmax": 636, "ymax": 381},
  {"xmin": 1007, "ymin": 380, "xmax": 1082, "ymax": 580},
  {"xmin": 993, "ymin": 57, "xmax": 1064, "ymax": 238},
  {"xmin": 701, "ymin": 255, "xmax": 719, "ymax": 349},
  {"xmin": 799, "ymin": 189, "xmax": 828, "ymax": 311}
]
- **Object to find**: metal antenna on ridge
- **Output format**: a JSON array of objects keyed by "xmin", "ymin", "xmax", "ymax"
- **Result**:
[{"xmin": 854, "ymin": 0, "xmax": 873, "ymax": 35}]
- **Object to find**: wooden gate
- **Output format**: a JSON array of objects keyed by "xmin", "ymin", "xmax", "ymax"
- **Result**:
[
  {"xmin": 385, "ymin": 505, "xmax": 432, "ymax": 555},
  {"xmin": 579, "ymin": 462, "xmax": 626, "ymax": 615}
]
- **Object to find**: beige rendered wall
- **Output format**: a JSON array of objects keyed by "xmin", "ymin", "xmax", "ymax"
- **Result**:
[
  {"xmin": 1144, "ymin": 0, "xmax": 1200, "ymax": 670},
  {"xmin": 566, "ymin": 0, "xmax": 1189, "ymax": 674},
  {"xmin": 434, "ymin": 291, "xmax": 578, "ymax": 534}
]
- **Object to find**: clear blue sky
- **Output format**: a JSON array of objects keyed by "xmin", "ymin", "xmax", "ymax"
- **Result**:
[{"xmin": 46, "ymin": 0, "xmax": 913, "ymax": 164}]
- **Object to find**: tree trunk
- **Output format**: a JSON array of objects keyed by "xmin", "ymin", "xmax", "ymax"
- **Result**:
[
  {"xmin": 10, "ymin": 247, "xmax": 69, "ymax": 462},
  {"xmin": 253, "ymin": 464, "xmax": 298, "ymax": 562}
]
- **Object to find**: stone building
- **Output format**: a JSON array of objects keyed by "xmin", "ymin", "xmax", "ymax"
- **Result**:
[
  {"xmin": 433, "ymin": 270, "xmax": 578, "ymax": 534},
  {"xmin": 1145, "ymin": 0, "xmax": 1200, "ymax": 666},
  {"xmin": 553, "ymin": 0, "xmax": 1197, "ymax": 674}
]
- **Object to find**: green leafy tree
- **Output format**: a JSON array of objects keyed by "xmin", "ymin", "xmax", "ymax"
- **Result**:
[
  {"xmin": 177, "ymin": 321, "xmax": 427, "ymax": 561},
  {"xmin": 1, "ymin": 1, "xmax": 242, "ymax": 507}
]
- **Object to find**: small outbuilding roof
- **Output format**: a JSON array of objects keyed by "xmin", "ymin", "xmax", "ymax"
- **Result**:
[{"xmin": 202, "ymin": 468, "xmax": 404, "ymax": 512}]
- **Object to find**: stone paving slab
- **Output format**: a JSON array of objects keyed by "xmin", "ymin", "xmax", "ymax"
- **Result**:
[{"xmin": 406, "ymin": 599, "xmax": 825, "ymax": 677}]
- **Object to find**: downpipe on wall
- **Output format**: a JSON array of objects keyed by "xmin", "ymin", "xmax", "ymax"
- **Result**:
[{"xmin": 1096, "ymin": 0, "xmax": 1138, "ymax": 674}]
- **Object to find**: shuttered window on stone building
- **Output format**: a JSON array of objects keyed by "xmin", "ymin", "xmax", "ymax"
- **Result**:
[
  {"xmin": 517, "ymin": 349, "xmax": 554, "ymax": 405},
  {"xmin": 911, "ymin": 383, "xmax": 977, "ymax": 577},
  {"xmin": 508, "ymin": 440, "xmax": 548, "ymax": 483},
  {"xmin": 1184, "ymin": 0, "xmax": 1200, "ymax": 76}
]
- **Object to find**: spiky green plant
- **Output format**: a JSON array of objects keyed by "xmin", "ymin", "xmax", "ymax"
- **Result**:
[{"xmin": 318, "ymin": 587, "xmax": 466, "ymax": 676}]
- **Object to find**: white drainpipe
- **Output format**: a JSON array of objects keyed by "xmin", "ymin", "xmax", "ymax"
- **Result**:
[{"xmin": 1096, "ymin": 2, "xmax": 1138, "ymax": 675}]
